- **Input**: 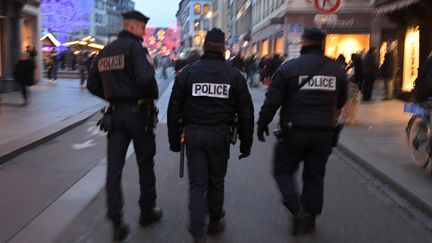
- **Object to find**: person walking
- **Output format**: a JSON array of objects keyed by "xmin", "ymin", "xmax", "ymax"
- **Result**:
[
  {"xmin": 87, "ymin": 10, "xmax": 162, "ymax": 241},
  {"xmin": 77, "ymin": 52, "xmax": 88, "ymax": 88},
  {"xmin": 380, "ymin": 42, "xmax": 398, "ymax": 100},
  {"xmin": 257, "ymin": 28, "xmax": 348, "ymax": 235},
  {"xmin": 167, "ymin": 28, "xmax": 254, "ymax": 243},
  {"xmin": 13, "ymin": 52, "xmax": 36, "ymax": 105},
  {"xmin": 362, "ymin": 47, "xmax": 378, "ymax": 101},
  {"xmin": 245, "ymin": 54, "xmax": 258, "ymax": 87}
]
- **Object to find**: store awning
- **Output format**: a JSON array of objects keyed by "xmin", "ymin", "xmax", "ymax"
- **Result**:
[
  {"xmin": 40, "ymin": 33, "xmax": 61, "ymax": 47},
  {"xmin": 374, "ymin": 0, "xmax": 422, "ymax": 14}
]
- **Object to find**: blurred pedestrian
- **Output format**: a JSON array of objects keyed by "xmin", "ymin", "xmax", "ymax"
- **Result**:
[
  {"xmin": 335, "ymin": 54, "xmax": 347, "ymax": 70},
  {"xmin": 168, "ymin": 28, "xmax": 254, "ymax": 243},
  {"xmin": 245, "ymin": 54, "xmax": 257, "ymax": 87},
  {"xmin": 267, "ymin": 54, "xmax": 283, "ymax": 79},
  {"xmin": 380, "ymin": 42, "xmax": 398, "ymax": 100},
  {"xmin": 26, "ymin": 45, "xmax": 37, "ymax": 61},
  {"xmin": 48, "ymin": 49, "xmax": 59, "ymax": 83},
  {"xmin": 87, "ymin": 10, "xmax": 161, "ymax": 241},
  {"xmin": 13, "ymin": 52, "xmax": 35, "ymax": 105},
  {"xmin": 362, "ymin": 47, "xmax": 378, "ymax": 101},
  {"xmin": 77, "ymin": 52, "xmax": 88, "ymax": 88}
]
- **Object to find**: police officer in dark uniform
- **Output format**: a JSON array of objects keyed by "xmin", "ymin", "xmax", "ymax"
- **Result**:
[
  {"xmin": 167, "ymin": 28, "xmax": 254, "ymax": 243},
  {"xmin": 87, "ymin": 10, "xmax": 162, "ymax": 241},
  {"xmin": 257, "ymin": 28, "xmax": 348, "ymax": 235}
]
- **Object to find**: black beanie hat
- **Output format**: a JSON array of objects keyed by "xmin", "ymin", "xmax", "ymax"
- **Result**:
[
  {"xmin": 302, "ymin": 27, "xmax": 326, "ymax": 42},
  {"xmin": 204, "ymin": 28, "xmax": 225, "ymax": 44}
]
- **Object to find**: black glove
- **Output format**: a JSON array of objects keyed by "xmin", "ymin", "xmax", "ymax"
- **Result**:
[
  {"xmin": 239, "ymin": 147, "xmax": 251, "ymax": 160},
  {"xmin": 257, "ymin": 125, "xmax": 269, "ymax": 142},
  {"xmin": 170, "ymin": 144, "xmax": 181, "ymax": 153},
  {"xmin": 239, "ymin": 152, "xmax": 250, "ymax": 160},
  {"xmin": 97, "ymin": 113, "xmax": 112, "ymax": 133}
]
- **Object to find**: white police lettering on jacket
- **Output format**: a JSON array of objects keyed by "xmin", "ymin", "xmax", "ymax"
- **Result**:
[
  {"xmin": 192, "ymin": 83, "xmax": 230, "ymax": 99},
  {"xmin": 98, "ymin": 55, "xmax": 125, "ymax": 72},
  {"xmin": 299, "ymin": 75, "xmax": 336, "ymax": 91}
]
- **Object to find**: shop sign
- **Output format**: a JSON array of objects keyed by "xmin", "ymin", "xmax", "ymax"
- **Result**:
[
  {"xmin": 287, "ymin": 23, "xmax": 303, "ymax": 60},
  {"xmin": 325, "ymin": 18, "xmax": 354, "ymax": 29},
  {"xmin": 314, "ymin": 14, "xmax": 338, "ymax": 26},
  {"xmin": 313, "ymin": 0, "xmax": 341, "ymax": 14}
]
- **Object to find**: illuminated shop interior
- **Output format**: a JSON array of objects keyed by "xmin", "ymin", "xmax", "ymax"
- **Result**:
[
  {"xmin": 402, "ymin": 26, "xmax": 419, "ymax": 92},
  {"xmin": 325, "ymin": 34, "xmax": 370, "ymax": 62}
]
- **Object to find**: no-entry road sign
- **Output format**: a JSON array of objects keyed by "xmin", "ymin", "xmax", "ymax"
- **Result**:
[{"xmin": 313, "ymin": 0, "xmax": 341, "ymax": 14}]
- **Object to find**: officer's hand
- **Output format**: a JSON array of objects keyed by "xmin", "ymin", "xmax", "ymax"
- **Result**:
[
  {"xmin": 257, "ymin": 126, "xmax": 269, "ymax": 142},
  {"xmin": 97, "ymin": 114, "xmax": 111, "ymax": 133}
]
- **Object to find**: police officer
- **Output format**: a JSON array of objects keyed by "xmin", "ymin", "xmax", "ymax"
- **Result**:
[
  {"xmin": 257, "ymin": 28, "xmax": 348, "ymax": 235},
  {"xmin": 167, "ymin": 28, "xmax": 254, "ymax": 243},
  {"xmin": 87, "ymin": 10, "xmax": 162, "ymax": 241}
]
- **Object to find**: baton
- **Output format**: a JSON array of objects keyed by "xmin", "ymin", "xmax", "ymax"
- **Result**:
[{"xmin": 179, "ymin": 127, "xmax": 185, "ymax": 178}]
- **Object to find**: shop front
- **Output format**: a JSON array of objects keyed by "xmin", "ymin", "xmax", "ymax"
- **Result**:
[
  {"xmin": 375, "ymin": 0, "xmax": 432, "ymax": 96},
  {"xmin": 0, "ymin": 0, "xmax": 41, "ymax": 93},
  {"xmin": 284, "ymin": 12, "xmax": 395, "ymax": 62}
]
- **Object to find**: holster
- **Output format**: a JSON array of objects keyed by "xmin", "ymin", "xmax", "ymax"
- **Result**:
[
  {"xmin": 274, "ymin": 122, "xmax": 295, "ymax": 140},
  {"xmin": 227, "ymin": 116, "xmax": 239, "ymax": 145},
  {"xmin": 332, "ymin": 123, "xmax": 344, "ymax": 147}
]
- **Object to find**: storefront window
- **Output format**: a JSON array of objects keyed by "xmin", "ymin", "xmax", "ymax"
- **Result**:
[
  {"xmin": 274, "ymin": 37, "xmax": 284, "ymax": 54},
  {"xmin": 252, "ymin": 43, "xmax": 257, "ymax": 55},
  {"xmin": 325, "ymin": 33, "xmax": 370, "ymax": 62},
  {"xmin": 403, "ymin": 26, "xmax": 420, "ymax": 92},
  {"xmin": 261, "ymin": 39, "xmax": 269, "ymax": 57},
  {"xmin": 194, "ymin": 35, "xmax": 201, "ymax": 46},
  {"xmin": 194, "ymin": 4, "xmax": 201, "ymax": 14},
  {"xmin": 203, "ymin": 4, "xmax": 210, "ymax": 15}
]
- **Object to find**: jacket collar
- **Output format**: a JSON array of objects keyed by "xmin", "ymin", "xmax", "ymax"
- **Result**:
[
  {"xmin": 300, "ymin": 44, "xmax": 324, "ymax": 55},
  {"xmin": 118, "ymin": 31, "xmax": 143, "ymax": 42},
  {"xmin": 201, "ymin": 52, "xmax": 226, "ymax": 61}
]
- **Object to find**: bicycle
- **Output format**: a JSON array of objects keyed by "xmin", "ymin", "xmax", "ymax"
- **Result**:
[{"xmin": 405, "ymin": 101, "xmax": 432, "ymax": 168}]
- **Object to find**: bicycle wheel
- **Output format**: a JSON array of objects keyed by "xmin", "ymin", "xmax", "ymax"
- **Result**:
[{"xmin": 407, "ymin": 116, "xmax": 430, "ymax": 168}]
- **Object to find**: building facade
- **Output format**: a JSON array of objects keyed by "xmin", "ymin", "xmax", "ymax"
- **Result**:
[
  {"xmin": 1, "ymin": 0, "xmax": 42, "ymax": 93},
  {"xmin": 176, "ymin": 0, "xmax": 213, "ymax": 55},
  {"xmin": 211, "ymin": 0, "xmax": 228, "ymax": 34},
  {"xmin": 247, "ymin": 0, "xmax": 396, "ymax": 62}
]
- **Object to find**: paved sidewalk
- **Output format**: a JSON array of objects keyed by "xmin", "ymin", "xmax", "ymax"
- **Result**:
[
  {"xmin": 339, "ymin": 98, "xmax": 432, "ymax": 216},
  {"xmin": 0, "ymin": 79, "xmax": 106, "ymax": 164}
]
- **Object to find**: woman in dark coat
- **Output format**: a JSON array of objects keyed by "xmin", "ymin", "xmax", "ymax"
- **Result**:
[{"xmin": 13, "ymin": 52, "xmax": 35, "ymax": 105}]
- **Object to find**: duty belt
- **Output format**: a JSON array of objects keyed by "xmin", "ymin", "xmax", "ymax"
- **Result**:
[{"xmin": 110, "ymin": 99, "xmax": 152, "ymax": 111}]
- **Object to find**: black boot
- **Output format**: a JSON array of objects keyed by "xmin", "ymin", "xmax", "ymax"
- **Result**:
[
  {"xmin": 193, "ymin": 234, "xmax": 207, "ymax": 243},
  {"xmin": 291, "ymin": 213, "xmax": 304, "ymax": 236},
  {"xmin": 207, "ymin": 217, "xmax": 225, "ymax": 234},
  {"xmin": 113, "ymin": 222, "xmax": 130, "ymax": 242},
  {"xmin": 303, "ymin": 213, "xmax": 316, "ymax": 234},
  {"xmin": 139, "ymin": 207, "xmax": 163, "ymax": 226}
]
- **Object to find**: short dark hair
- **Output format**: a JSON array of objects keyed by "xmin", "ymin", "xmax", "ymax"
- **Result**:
[{"xmin": 203, "ymin": 41, "xmax": 225, "ymax": 54}]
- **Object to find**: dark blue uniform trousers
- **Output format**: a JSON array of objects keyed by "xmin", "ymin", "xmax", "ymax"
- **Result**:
[
  {"xmin": 106, "ymin": 107, "xmax": 157, "ymax": 224},
  {"xmin": 273, "ymin": 131, "xmax": 333, "ymax": 216},
  {"xmin": 185, "ymin": 125, "xmax": 229, "ymax": 236}
]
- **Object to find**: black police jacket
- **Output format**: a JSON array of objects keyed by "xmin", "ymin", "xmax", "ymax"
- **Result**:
[
  {"xmin": 258, "ymin": 45, "xmax": 348, "ymax": 129},
  {"xmin": 167, "ymin": 52, "xmax": 254, "ymax": 153},
  {"xmin": 87, "ymin": 31, "xmax": 158, "ymax": 101}
]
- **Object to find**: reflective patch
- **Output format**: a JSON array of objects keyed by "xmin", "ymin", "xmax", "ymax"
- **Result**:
[
  {"xmin": 299, "ymin": 75, "xmax": 336, "ymax": 91},
  {"xmin": 98, "ymin": 55, "xmax": 125, "ymax": 72},
  {"xmin": 192, "ymin": 83, "xmax": 230, "ymax": 99}
]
